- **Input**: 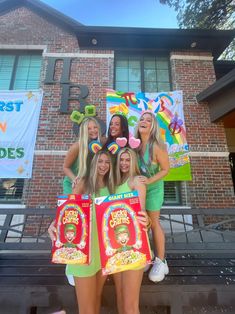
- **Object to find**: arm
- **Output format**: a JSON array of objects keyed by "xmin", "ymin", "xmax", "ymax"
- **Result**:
[
  {"xmin": 148, "ymin": 144, "xmax": 169, "ymax": 184},
  {"xmin": 63, "ymin": 142, "xmax": 79, "ymax": 181},
  {"xmin": 72, "ymin": 178, "xmax": 86, "ymax": 194}
]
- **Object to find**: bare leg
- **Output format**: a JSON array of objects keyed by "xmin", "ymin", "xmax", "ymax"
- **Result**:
[
  {"xmin": 74, "ymin": 271, "xmax": 107, "ymax": 314},
  {"xmin": 114, "ymin": 269, "xmax": 144, "ymax": 314},
  {"xmin": 147, "ymin": 210, "xmax": 165, "ymax": 260},
  {"xmin": 113, "ymin": 272, "xmax": 123, "ymax": 314}
]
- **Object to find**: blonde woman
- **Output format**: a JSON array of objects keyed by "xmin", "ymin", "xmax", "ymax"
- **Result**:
[
  {"xmin": 136, "ymin": 111, "xmax": 170, "ymax": 283},
  {"xmin": 63, "ymin": 117, "xmax": 101, "ymax": 194},
  {"xmin": 113, "ymin": 147, "xmax": 150, "ymax": 314},
  {"xmin": 49, "ymin": 150, "xmax": 115, "ymax": 314}
]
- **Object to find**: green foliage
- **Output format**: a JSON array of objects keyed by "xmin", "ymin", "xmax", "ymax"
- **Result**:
[{"xmin": 160, "ymin": 0, "xmax": 235, "ymax": 59}]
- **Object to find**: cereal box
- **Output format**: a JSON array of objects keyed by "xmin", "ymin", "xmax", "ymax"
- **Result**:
[
  {"xmin": 52, "ymin": 194, "xmax": 92, "ymax": 265},
  {"xmin": 95, "ymin": 190, "xmax": 152, "ymax": 275}
]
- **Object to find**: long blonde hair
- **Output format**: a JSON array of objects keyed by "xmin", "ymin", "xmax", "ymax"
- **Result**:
[
  {"xmin": 116, "ymin": 148, "xmax": 140, "ymax": 185},
  {"xmin": 77, "ymin": 117, "xmax": 101, "ymax": 178},
  {"xmin": 135, "ymin": 112, "xmax": 166, "ymax": 161},
  {"xmin": 87, "ymin": 150, "xmax": 115, "ymax": 195}
]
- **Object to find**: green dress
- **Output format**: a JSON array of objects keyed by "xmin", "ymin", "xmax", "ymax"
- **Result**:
[
  {"xmin": 62, "ymin": 160, "xmax": 78, "ymax": 194},
  {"xmin": 66, "ymin": 186, "xmax": 109, "ymax": 277},
  {"xmin": 116, "ymin": 180, "xmax": 145, "ymax": 271},
  {"xmin": 138, "ymin": 144, "xmax": 164, "ymax": 211}
]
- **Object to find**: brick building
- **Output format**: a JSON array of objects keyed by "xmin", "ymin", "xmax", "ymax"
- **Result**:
[{"xmin": 0, "ymin": 0, "xmax": 234, "ymax": 211}]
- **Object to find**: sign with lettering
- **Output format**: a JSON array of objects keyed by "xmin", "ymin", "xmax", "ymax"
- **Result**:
[
  {"xmin": 0, "ymin": 90, "xmax": 43, "ymax": 178},
  {"xmin": 44, "ymin": 57, "xmax": 106, "ymax": 135},
  {"xmin": 106, "ymin": 89, "xmax": 192, "ymax": 181}
]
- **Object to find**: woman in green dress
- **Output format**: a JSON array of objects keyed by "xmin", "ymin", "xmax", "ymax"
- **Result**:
[
  {"xmin": 136, "ymin": 111, "xmax": 170, "ymax": 283},
  {"xmin": 49, "ymin": 150, "xmax": 114, "ymax": 314},
  {"xmin": 63, "ymin": 117, "xmax": 101, "ymax": 194},
  {"xmin": 113, "ymin": 147, "xmax": 150, "ymax": 314}
]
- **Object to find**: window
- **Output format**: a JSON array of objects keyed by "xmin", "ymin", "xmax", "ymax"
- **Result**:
[
  {"xmin": 115, "ymin": 54, "xmax": 171, "ymax": 93},
  {"xmin": 115, "ymin": 53, "xmax": 182, "ymax": 206},
  {"xmin": 164, "ymin": 181, "xmax": 181, "ymax": 205},
  {"xmin": 0, "ymin": 52, "xmax": 42, "ymax": 90},
  {"xmin": 0, "ymin": 179, "xmax": 24, "ymax": 203}
]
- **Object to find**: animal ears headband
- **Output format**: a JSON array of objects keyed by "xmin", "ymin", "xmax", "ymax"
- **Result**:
[
  {"xmin": 70, "ymin": 105, "xmax": 96, "ymax": 125},
  {"xmin": 88, "ymin": 135, "xmax": 141, "ymax": 155},
  {"xmin": 88, "ymin": 140, "xmax": 120, "ymax": 155}
]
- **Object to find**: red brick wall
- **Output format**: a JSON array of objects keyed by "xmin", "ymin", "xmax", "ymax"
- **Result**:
[
  {"xmin": 170, "ymin": 52, "xmax": 235, "ymax": 208},
  {"xmin": 0, "ymin": 7, "xmax": 78, "ymax": 52}
]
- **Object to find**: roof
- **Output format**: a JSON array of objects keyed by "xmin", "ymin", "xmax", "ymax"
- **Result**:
[
  {"xmin": 0, "ymin": 0, "xmax": 83, "ymax": 31},
  {"xmin": 0, "ymin": 0, "xmax": 234, "ymax": 58},
  {"xmin": 197, "ymin": 67, "xmax": 235, "ymax": 102},
  {"xmin": 75, "ymin": 26, "xmax": 235, "ymax": 58}
]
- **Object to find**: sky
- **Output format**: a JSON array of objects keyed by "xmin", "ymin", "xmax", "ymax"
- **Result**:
[{"xmin": 41, "ymin": 0, "xmax": 178, "ymax": 28}]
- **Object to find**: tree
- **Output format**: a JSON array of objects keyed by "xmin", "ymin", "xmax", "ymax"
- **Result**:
[{"xmin": 160, "ymin": 0, "xmax": 235, "ymax": 59}]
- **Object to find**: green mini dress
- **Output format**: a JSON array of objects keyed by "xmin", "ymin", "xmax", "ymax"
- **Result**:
[
  {"xmin": 62, "ymin": 160, "xmax": 78, "ymax": 194},
  {"xmin": 66, "ymin": 186, "xmax": 109, "ymax": 278},
  {"xmin": 138, "ymin": 144, "xmax": 164, "ymax": 211}
]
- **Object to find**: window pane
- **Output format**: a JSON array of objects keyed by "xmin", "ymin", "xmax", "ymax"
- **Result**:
[
  {"xmin": 144, "ymin": 59, "xmax": 155, "ymax": 69},
  {"xmin": 156, "ymin": 60, "xmax": 169, "ymax": 70},
  {"xmin": 129, "ymin": 68, "xmax": 140, "ymax": 81},
  {"xmin": 157, "ymin": 69, "xmax": 169, "ymax": 82},
  {"xmin": 129, "ymin": 82, "xmax": 141, "ymax": 93},
  {"xmin": 116, "ymin": 68, "xmax": 128, "ymax": 81},
  {"xmin": 116, "ymin": 81, "xmax": 129, "ymax": 92},
  {"xmin": 144, "ymin": 69, "xmax": 156, "ymax": 82},
  {"xmin": 145, "ymin": 82, "xmax": 158, "ymax": 93},
  {"xmin": 13, "ymin": 55, "xmax": 42, "ymax": 90},
  {"xmin": 157, "ymin": 82, "xmax": 171, "ymax": 92},
  {"xmin": 0, "ymin": 179, "xmax": 24, "ymax": 201},
  {"xmin": 116, "ymin": 60, "xmax": 128, "ymax": 68},
  {"xmin": 129, "ymin": 59, "xmax": 140, "ymax": 69},
  {"xmin": 0, "ymin": 55, "xmax": 15, "ymax": 90},
  {"xmin": 164, "ymin": 181, "xmax": 181, "ymax": 205}
]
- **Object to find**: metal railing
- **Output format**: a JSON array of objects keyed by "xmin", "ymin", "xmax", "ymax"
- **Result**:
[{"xmin": 0, "ymin": 207, "xmax": 235, "ymax": 252}]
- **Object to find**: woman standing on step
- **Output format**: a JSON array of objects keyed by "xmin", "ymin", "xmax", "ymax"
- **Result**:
[
  {"xmin": 113, "ymin": 147, "xmax": 151, "ymax": 314},
  {"xmin": 136, "ymin": 111, "xmax": 170, "ymax": 283}
]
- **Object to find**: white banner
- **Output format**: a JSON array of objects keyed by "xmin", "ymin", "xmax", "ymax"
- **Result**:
[{"xmin": 0, "ymin": 90, "xmax": 43, "ymax": 178}]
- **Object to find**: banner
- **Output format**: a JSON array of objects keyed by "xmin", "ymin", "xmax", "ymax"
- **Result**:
[
  {"xmin": 106, "ymin": 89, "xmax": 192, "ymax": 181},
  {"xmin": 0, "ymin": 90, "xmax": 43, "ymax": 178}
]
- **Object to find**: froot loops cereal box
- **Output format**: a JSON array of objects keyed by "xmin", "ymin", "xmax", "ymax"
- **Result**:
[
  {"xmin": 52, "ymin": 194, "xmax": 92, "ymax": 265},
  {"xmin": 95, "ymin": 191, "xmax": 152, "ymax": 275}
]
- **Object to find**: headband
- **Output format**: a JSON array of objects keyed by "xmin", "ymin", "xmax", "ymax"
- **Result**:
[{"xmin": 70, "ymin": 105, "xmax": 96, "ymax": 124}]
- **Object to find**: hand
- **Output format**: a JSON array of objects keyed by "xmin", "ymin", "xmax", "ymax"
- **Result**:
[
  {"xmin": 137, "ymin": 175, "xmax": 149, "ymax": 185},
  {"xmin": 137, "ymin": 211, "xmax": 151, "ymax": 231},
  {"xmin": 72, "ymin": 176, "xmax": 80, "ymax": 189},
  {"xmin": 48, "ymin": 220, "xmax": 56, "ymax": 242}
]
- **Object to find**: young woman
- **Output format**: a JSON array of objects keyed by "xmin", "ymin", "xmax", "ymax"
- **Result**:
[
  {"xmin": 113, "ymin": 147, "xmax": 150, "ymax": 314},
  {"xmin": 49, "ymin": 150, "xmax": 114, "ymax": 314},
  {"xmin": 63, "ymin": 117, "xmax": 101, "ymax": 194},
  {"xmin": 135, "ymin": 111, "xmax": 170, "ymax": 283},
  {"xmin": 103, "ymin": 114, "xmax": 129, "ymax": 149},
  {"xmin": 48, "ymin": 149, "xmax": 150, "ymax": 314}
]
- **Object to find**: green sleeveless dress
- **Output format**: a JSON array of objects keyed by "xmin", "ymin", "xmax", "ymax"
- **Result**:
[
  {"xmin": 138, "ymin": 144, "xmax": 164, "ymax": 211},
  {"xmin": 116, "ymin": 180, "xmax": 145, "ymax": 271},
  {"xmin": 116, "ymin": 180, "xmax": 130, "ymax": 195},
  {"xmin": 66, "ymin": 186, "xmax": 109, "ymax": 277},
  {"xmin": 62, "ymin": 160, "xmax": 78, "ymax": 194}
]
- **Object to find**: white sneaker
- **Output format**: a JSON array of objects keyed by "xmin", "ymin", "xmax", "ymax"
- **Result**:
[{"xmin": 148, "ymin": 257, "xmax": 169, "ymax": 283}]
